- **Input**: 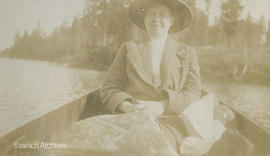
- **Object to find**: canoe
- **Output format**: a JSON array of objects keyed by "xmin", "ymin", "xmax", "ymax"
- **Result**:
[
  {"xmin": 79, "ymin": 88, "xmax": 270, "ymax": 156},
  {"xmin": 215, "ymin": 97, "xmax": 270, "ymax": 156},
  {"xmin": 2, "ymin": 88, "xmax": 270, "ymax": 156}
]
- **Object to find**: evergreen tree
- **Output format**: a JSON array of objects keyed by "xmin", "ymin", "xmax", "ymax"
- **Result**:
[
  {"xmin": 14, "ymin": 31, "xmax": 21, "ymax": 46},
  {"xmin": 220, "ymin": 0, "xmax": 243, "ymax": 47},
  {"xmin": 180, "ymin": 0, "xmax": 209, "ymax": 46},
  {"xmin": 266, "ymin": 21, "xmax": 270, "ymax": 47},
  {"xmin": 82, "ymin": 0, "xmax": 132, "ymax": 47},
  {"xmin": 256, "ymin": 16, "xmax": 266, "ymax": 47},
  {"xmin": 244, "ymin": 14, "xmax": 266, "ymax": 47}
]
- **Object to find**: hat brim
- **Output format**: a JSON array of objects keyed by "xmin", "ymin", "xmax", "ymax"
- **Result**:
[{"xmin": 129, "ymin": 0, "xmax": 192, "ymax": 33}]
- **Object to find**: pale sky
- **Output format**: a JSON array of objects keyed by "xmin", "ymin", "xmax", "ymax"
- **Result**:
[
  {"xmin": 197, "ymin": 0, "xmax": 270, "ymax": 25},
  {"xmin": 0, "ymin": 0, "xmax": 269, "ymax": 51},
  {"xmin": 0, "ymin": 0, "xmax": 85, "ymax": 51}
]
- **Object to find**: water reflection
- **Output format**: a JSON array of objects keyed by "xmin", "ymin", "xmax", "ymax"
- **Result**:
[{"xmin": 0, "ymin": 58, "xmax": 104, "ymax": 135}]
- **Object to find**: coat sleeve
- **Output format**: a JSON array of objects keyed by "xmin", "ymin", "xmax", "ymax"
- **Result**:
[
  {"xmin": 99, "ymin": 43, "xmax": 134, "ymax": 113},
  {"xmin": 164, "ymin": 48, "xmax": 201, "ymax": 115}
]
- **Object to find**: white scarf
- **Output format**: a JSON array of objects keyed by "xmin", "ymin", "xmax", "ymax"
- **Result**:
[{"xmin": 149, "ymin": 37, "xmax": 166, "ymax": 84}]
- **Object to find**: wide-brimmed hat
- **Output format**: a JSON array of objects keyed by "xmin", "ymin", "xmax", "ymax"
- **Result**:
[{"xmin": 129, "ymin": 0, "xmax": 193, "ymax": 33}]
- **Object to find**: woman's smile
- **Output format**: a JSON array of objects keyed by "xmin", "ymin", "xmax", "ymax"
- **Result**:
[
  {"xmin": 151, "ymin": 22, "xmax": 162, "ymax": 28},
  {"xmin": 144, "ymin": 3, "xmax": 174, "ymax": 39}
]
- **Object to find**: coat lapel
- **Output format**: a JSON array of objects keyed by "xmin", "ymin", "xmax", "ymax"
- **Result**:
[
  {"xmin": 126, "ymin": 42, "xmax": 154, "ymax": 86},
  {"xmin": 126, "ymin": 37, "xmax": 189, "ymax": 90},
  {"xmin": 160, "ymin": 37, "xmax": 188, "ymax": 90}
]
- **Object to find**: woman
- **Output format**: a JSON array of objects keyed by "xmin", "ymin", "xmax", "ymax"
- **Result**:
[
  {"xmin": 101, "ymin": 0, "xmax": 200, "ymax": 119},
  {"xmin": 100, "ymin": 0, "xmax": 246, "ymax": 155}
]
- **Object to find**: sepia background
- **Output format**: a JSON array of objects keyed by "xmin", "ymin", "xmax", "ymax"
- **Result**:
[{"xmin": 0, "ymin": 0, "xmax": 270, "ymax": 155}]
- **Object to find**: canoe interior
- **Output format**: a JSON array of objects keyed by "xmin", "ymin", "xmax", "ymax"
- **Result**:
[
  {"xmin": 1, "ymin": 95, "xmax": 87, "ymax": 156},
  {"xmin": 80, "ymin": 89, "xmax": 270, "ymax": 156},
  {"xmin": 220, "ymin": 100, "xmax": 270, "ymax": 156}
]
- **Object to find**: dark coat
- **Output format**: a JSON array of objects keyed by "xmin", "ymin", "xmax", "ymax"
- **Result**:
[
  {"xmin": 98, "ymin": 40, "xmax": 253, "ymax": 154},
  {"xmin": 100, "ymin": 37, "xmax": 201, "ymax": 115}
]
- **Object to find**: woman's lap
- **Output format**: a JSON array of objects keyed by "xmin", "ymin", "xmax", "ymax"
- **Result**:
[
  {"xmin": 157, "ymin": 115, "xmax": 254, "ymax": 156},
  {"xmin": 158, "ymin": 116, "xmax": 188, "ymax": 153}
]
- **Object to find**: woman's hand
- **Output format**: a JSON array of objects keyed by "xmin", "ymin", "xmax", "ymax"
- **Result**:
[
  {"xmin": 136, "ymin": 100, "xmax": 167, "ymax": 116},
  {"xmin": 117, "ymin": 101, "xmax": 146, "ymax": 113},
  {"xmin": 180, "ymin": 137, "xmax": 213, "ymax": 155}
]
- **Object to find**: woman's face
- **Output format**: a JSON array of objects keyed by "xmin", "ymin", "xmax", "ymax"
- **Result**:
[{"xmin": 144, "ymin": 3, "xmax": 175, "ymax": 39}]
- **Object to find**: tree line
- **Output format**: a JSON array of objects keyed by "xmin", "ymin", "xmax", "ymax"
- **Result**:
[{"xmin": 1, "ymin": 0, "xmax": 270, "ymax": 70}]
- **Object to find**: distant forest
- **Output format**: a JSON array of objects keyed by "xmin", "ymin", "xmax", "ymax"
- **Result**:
[{"xmin": 1, "ymin": 0, "xmax": 270, "ymax": 71}]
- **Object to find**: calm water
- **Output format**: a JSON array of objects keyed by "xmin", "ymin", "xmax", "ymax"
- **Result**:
[
  {"xmin": 1, "ymin": 58, "xmax": 269, "ymax": 137},
  {"xmin": 0, "ymin": 58, "xmax": 104, "ymax": 136}
]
